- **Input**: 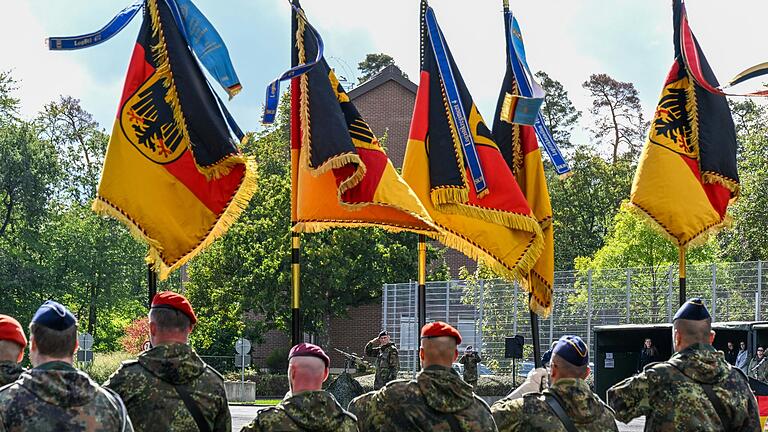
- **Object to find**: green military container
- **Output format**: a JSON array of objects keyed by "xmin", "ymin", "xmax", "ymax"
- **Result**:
[
  {"xmin": 593, "ymin": 324, "xmax": 673, "ymax": 401},
  {"xmin": 712, "ymin": 321, "xmax": 759, "ymax": 354},
  {"xmin": 750, "ymin": 323, "xmax": 768, "ymax": 355}
]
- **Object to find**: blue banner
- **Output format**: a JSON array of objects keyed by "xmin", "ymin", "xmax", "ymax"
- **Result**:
[
  {"xmin": 505, "ymin": 11, "xmax": 571, "ymax": 176},
  {"xmin": 425, "ymin": 7, "xmax": 487, "ymax": 196},
  {"xmin": 262, "ymin": 5, "xmax": 325, "ymax": 124},
  {"xmin": 174, "ymin": 0, "xmax": 242, "ymax": 98},
  {"xmin": 47, "ymin": 0, "xmax": 143, "ymax": 51}
]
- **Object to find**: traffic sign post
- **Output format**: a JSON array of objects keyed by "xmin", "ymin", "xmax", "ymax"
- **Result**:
[{"xmin": 235, "ymin": 338, "xmax": 252, "ymax": 395}]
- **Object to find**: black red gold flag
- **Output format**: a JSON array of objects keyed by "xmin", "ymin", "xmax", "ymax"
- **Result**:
[
  {"xmin": 629, "ymin": 0, "xmax": 739, "ymax": 248},
  {"xmin": 493, "ymin": 11, "xmax": 554, "ymax": 317},
  {"xmin": 402, "ymin": 5, "xmax": 544, "ymax": 311},
  {"xmin": 289, "ymin": 3, "xmax": 436, "ymax": 234},
  {"xmin": 92, "ymin": 0, "xmax": 256, "ymax": 279}
]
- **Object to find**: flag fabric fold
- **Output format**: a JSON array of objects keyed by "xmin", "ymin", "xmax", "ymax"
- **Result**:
[
  {"xmin": 402, "ymin": 5, "xmax": 544, "ymax": 311},
  {"xmin": 92, "ymin": 0, "xmax": 257, "ymax": 279},
  {"xmin": 290, "ymin": 3, "xmax": 436, "ymax": 235},
  {"xmin": 492, "ymin": 7, "xmax": 554, "ymax": 317},
  {"xmin": 629, "ymin": 0, "xmax": 739, "ymax": 248}
]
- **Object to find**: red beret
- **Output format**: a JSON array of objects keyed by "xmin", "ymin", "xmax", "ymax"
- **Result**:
[
  {"xmin": 0, "ymin": 315, "xmax": 27, "ymax": 363},
  {"xmin": 151, "ymin": 291, "xmax": 197, "ymax": 325},
  {"xmin": 421, "ymin": 321, "xmax": 462, "ymax": 345},
  {"xmin": 288, "ymin": 343, "xmax": 330, "ymax": 368}
]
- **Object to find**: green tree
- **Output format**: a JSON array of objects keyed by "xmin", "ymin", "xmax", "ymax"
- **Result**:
[
  {"xmin": 357, "ymin": 53, "xmax": 406, "ymax": 84},
  {"xmin": 547, "ymin": 148, "xmax": 634, "ymax": 270},
  {"xmin": 583, "ymin": 73, "xmax": 646, "ymax": 163},
  {"xmin": 536, "ymin": 71, "xmax": 581, "ymax": 149},
  {"xmin": 717, "ymin": 100, "xmax": 768, "ymax": 261}
]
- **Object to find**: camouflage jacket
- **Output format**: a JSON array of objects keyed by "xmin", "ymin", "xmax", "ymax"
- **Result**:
[
  {"xmin": 458, "ymin": 352, "xmax": 482, "ymax": 383},
  {"xmin": 0, "ymin": 361, "xmax": 132, "ymax": 432},
  {"xmin": 349, "ymin": 364, "xmax": 498, "ymax": 431},
  {"xmin": 607, "ymin": 343, "xmax": 760, "ymax": 431},
  {"xmin": 748, "ymin": 356, "xmax": 768, "ymax": 382},
  {"xmin": 364, "ymin": 340, "xmax": 399, "ymax": 389},
  {"xmin": 104, "ymin": 343, "xmax": 231, "ymax": 432},
  {"xmin": 491, "ymin": 377, "xmax": 618, "ymax": 432},
  {"xmin": 0, "ymin": 362, "xmax": 23, "ymax": 387},
  {"xmin": 240, "ymin": 390, "xmax": 357, "ymax": 432}
]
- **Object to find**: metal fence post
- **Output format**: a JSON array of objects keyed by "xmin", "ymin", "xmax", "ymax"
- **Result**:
[
  {"xmin": 711, "ymin": 263, "xmax": 717, "ymax": 322},
  {"xmin": 479, "ymin": 280, "xmax": 485, "ymax": 349},
  {"xmin": 383, "ymin": 284, "xmax": 388, "ymax": 330},
  {"xmin": 445, "ymin": 281, "xmax": 450, "ymax": 322},
  {"xmin": 667, "ymin": 266, "xmax": 673, "ymax": 321},
  {"xmin": 549, "ymin": 299, "xmax": 554, "ymax": 344},
  {"xmin": 758, "ymin": 260, "xmax": 763, "ymax": 321},
  {"xmin": 626, "ymin": 269, "xmax": 632, "ymax": 323},
  {"xmin": 513, "ymin": 282, "xmax": 519, "ymax": 335},
  {"xmin": 587, "ymin": 269, "xmax": 593, "ymax": 353}
]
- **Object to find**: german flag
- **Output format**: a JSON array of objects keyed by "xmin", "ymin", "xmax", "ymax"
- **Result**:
[
  {"xmin": 629, "ymin": 0, "xmax": 739, "ymax": 248},
  {"xmin": 289, "ymin": 3, "xmax": 435, "ymax": 235},
  {"xmin": 402, "ymin": 5, "xmax": 543, "ymax": 296},
  {"xmin": 492, "ymin": 12, "xmax": 554, "ymax": 316},
  {"xmin": 92, "ymin": 0, "xmax": 256, "ymax": 279},
  {"xmin": 749, "ymin": 377, "xmax": 768, "ymax": 429}
]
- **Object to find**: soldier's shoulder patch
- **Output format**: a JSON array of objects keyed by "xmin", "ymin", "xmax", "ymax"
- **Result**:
[{"xmin": 205, "ymin": 364, "xmax": 226, "ymax": 382}]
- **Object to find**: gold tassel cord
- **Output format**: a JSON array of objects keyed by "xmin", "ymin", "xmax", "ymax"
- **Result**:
[{"xmin": 624, "ymin": 202, "xmax": 731, "ymax": 250}]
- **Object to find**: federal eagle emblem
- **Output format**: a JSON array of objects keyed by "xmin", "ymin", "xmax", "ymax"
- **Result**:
[
  {"xmin": 120, "ymin": 73, "xmax": 187, "ymax": 164},
  {"xmin": 649, "ymin": 77, "xmax": 697, "ymax": 158}
]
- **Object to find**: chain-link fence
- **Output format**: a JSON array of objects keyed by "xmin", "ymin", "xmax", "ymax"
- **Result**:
[{"xmin": 383, "ymin": 261, "xmax": 767, "ymax": 375}]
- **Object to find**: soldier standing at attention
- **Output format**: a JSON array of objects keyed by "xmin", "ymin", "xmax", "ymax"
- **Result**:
[
  {"xmin": 105, "ymin": 291, "xmax": 231, "ymax": 432},
  {"xmin": 0, "ymin": 301, "xmax": 132, "ymax": 431},
  {"xmin": 240, "ymin": 343, "xmax": 357, "ymax": 431},
  {"xmin": 607, "ymin": 298, "xmax": 760, "ymax": 431},
  {"xmin": 364, "ymin": 330, "xmax": 399, "ymax": 390},
  {"xmin": 350, "ymin": 321, "xmax": 497, "ymax": 431},
  {"xmin": 0, "ymin": 316, "xmax": 27, "ymax": 386},
  {"xmin": 491, "ymin": 335, "xmax": 618, "ymax": 431},
  {"xmin": 458, "ymin": 345, "xmax": 482, "ymax": 387}
]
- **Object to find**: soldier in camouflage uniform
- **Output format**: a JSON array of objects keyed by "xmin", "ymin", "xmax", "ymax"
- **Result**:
[
  {"xmin": 458, "ymin": 345, "xmax": 482, "ymax": 387},
  {"xmin": 0, "ymin": 316, "xmax": 27, "ymax": 387},
  {"xmin": 748, "ymin": 346, "xmax": 768, "ymax": 382},
  {"xmin": 105, "ymin": 291, "xmax": 230, "ymax": 431},
  {"xmin": 240, "ymin": 343, "xmax": 356, "ymax": 431},
  {"xmin": 491, "ymin": 335, "xmax": 618, "ymax": 431},
  {"xmin": 364, "ymin": 330, "xmax": 398, "ymax": 390},
  {"xmin": 0, "ymin": 301, "xmax": 132, "ymax": 431},
  {"xmin": 608, "ymin": 298, "xmax": 760, "ymax": 431},
  {"xmin": 350, "ymin": 321, "xmax": 497, "ymax": 431}
]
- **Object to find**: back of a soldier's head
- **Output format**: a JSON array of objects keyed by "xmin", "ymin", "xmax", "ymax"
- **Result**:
[
  {"xmin": 149, "ymin": 291, "xmax": 196, "ymax": 345},
  {"xmin": 549, "ymin": 335, "xmax": 590, "ymax": 383},
  {"xmin": 287, "ymin": 343, "xmax": 330, "ymax": 393},
  {"xmin": 672, "ymin": 298, "xmax": 714, "ymax": 351},
  {"xmin": 29, "ymin": 301, "xmax": 78, "ymax": 366},
  {"xmin": 0, "ymin": 315, "xmax": 27, "ymax": 363},
  {"xmin": 419, "ymin": 322, "xmax": 461, "ymax": 368}
]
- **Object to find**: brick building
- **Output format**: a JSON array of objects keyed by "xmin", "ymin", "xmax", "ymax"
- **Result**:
[{"xmin": 251, "ymin": 65, "xmax": 474, "ymax": 369}]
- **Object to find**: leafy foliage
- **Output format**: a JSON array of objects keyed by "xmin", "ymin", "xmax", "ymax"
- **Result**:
[{"xmin": 120, "ymin": 317, "xmax": 150, "ymax": 355}]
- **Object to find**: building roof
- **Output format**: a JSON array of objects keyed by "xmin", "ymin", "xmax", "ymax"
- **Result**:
[{"xmin": 348, "ymin": 64, "xmax": 417, "ymax": 100}]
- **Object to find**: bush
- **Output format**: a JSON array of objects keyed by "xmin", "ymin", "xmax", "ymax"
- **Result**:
[
  {"xmin": 265, "ymin": 348, "xmax": 289, "ymax": 374},
  {"xmin": 78, "ymin": 351, "xmax": 134, "ymax": 384},
  {"xmin": 119, "ymin": 318, "xmax": 149, "ymax": 355}
]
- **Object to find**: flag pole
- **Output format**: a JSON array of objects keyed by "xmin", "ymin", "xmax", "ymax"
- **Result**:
[
  {"xmin": 147, "ymin": 263, "xmax": 157, "ymax": 308},
  {"xmin": 529, "ymin": 291, "xmax": 542, "ymax": 368},
  {"xmin": 290, "ymin": 0, "xmax": 302, "ymax": 347},
  {"xmin": 418, "ymin": 235, "xmax": 427, "ymax": 333},
  {"xmin": 679, "ymin": 247, "xmax": 686, "ymax": 306},
  {"xmin": 291, "ymin": 231, "xmax": 302, "ymax": 346}
]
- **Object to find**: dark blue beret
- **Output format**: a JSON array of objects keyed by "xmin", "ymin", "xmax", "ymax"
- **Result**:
[
  {"xmin": 378, "ymin": 330, "xmax": 389, "ymax": 338},
  {"xmin": 32, "ymin": 301, "xmax": 76, "ymax": 331},
  {"xmin": 553, "ymin": 335, "xmax": 589, "ymax": 367},
  {"xmin": 673, "ymin": 297, "xmax": 711, "ymax": 321}
]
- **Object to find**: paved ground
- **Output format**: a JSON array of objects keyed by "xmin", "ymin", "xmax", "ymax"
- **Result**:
[
  {"xmin": 230, "ymin": 404, "xmax": 645, "ymax": 431},
  {"xmin": 230, "ymin": 405, "xmax": 265, "ymax": 430},
  {"xmin": 618, "ymin": 417, "xmax": 645, "ymax": 432}
]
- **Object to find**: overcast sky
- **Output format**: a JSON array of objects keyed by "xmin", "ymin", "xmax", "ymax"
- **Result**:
[{"xmin": 3, "ymin": 0, "xmax": 767, "ymax": 146}]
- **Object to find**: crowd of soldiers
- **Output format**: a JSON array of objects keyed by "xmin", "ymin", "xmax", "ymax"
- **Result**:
[{"xmin": 0, "ymin": 294, "xmax": 762, "ymax": 431}]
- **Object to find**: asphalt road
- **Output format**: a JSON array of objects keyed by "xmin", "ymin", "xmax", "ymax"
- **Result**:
[{"xmin": 229, "ymin": 405, "xmax": 645, "ymax": 431}]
